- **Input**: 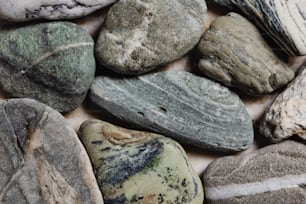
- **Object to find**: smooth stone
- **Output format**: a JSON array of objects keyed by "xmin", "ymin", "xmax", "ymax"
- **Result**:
[
  {"xmin": 89, "ymin": 71, "xmax": 253, "ymax": 152},
  {"xmin": 203, "ymin": 140, "xmax": 306, "ymax": 204},
  {"xmin": 197, "ymin": 12, "xmax": 294, "ymax": 96},
  {"xmin": 95, "ymin": 0, "xmax": 207, "ymax": 74},
  {"xmin": 79, "ymin": 119, "xmax": 204, "ymax": 204},
  {"xmin": 0, "ymin": 0, "xmax": 116, "ymax": 21},
  {"xmin": 260, "ymin": 66, "xmax": 306, "ymax": 143},
  {"xmin": 0, "ymin": 98, "xmax": 103, "ymax": 203},
  {"xmin": 0, "ymin": 22, "xmax": 95, "ymax": 112},
  {"xmin": 211, "ymin": 0, "xmax": 306, "ymax": 56}
]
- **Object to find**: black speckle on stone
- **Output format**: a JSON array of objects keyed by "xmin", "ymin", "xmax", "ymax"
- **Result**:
[
  {"xmin": 91, "ymin": 140, "xmax": 103, "ymax": 145},
  {"xmin": 104, "ymin": 194, "xmax": 127, "ymax": 204}
]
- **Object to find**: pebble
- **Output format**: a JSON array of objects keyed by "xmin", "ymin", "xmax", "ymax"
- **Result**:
[
  {"xmin": 0, "ymin": 98, "xmax": 103, "ymax": 204},
  {"xmin": 79, "ymin": 119, "xmax": 204, "ymax": 204},
  {"xmin": 95, "ymin": 0, "xmax": 207, "ymax": 74},
  {"xmin": 0, "ymin": 0, "xmax": 116, "ymax": 21},
  {"xmin": 203, "ymin": 140, "xmax": 306, "ymax": 204},
  {"xmin": 211, "ymin": 0, "xmax": 306, "ymax": 56},
  {"xmin": 197, "ymin": 12, "xmax": 294, "ymax": 95},
  {"xmin": 90, "ymin": 71, "xmax": 254, "ymax": 152},
  {"xmin": 260, "ymin": 65, "xmax": 306, "ymax": 143},
  {"xmin": 0, "ymin": 22, "xmax": 96, "ymax": 112}
]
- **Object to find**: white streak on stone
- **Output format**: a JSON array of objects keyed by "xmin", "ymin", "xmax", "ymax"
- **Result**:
[{"xmin": 206, "ymin": 173, "xmax": 306, "ymax": 200}]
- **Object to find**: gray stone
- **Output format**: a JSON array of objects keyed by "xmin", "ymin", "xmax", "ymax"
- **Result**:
[
  {"xmin": 0, "ymin": 98, "xmax": 103, "ymax": 204},
  {"xmin": 0, "ymin": 22, "xmax": 95, "ymax": 112},
  {"xmin": 95, "ymin": 0, "xmax": 207, "ymax": 74},
  {"xmin": 203, "ymin": 140, "xmax": 306, "ymax": 204},
  {"xmin": 0, "ymin": 0, "xmax": 117, "ymax": 21},
  {"xmin": 79, "ymin": 119, "xmax": 204, "ymax": 204},
  {"xmin": 211, "ymin": 0, "xmax": 306, "ymax": 56},
  {"xmin": 260, "ymin": 66, "xmax": 306, "ymax": 143},
  {"xmin": 89, "ymin": 70, "xmax": 253, "ymax": 152},
  {"xmin": 197, "ymin": 12, "xmax": 294, "ymax": 95}
]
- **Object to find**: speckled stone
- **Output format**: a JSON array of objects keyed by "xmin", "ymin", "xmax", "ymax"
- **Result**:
[
  {"xmin": 89, "ymin": 71, "xmax": 253, "ymax": 152},
  {"xmin": 203, "ymin": 140, "xmax": 306, "ymax": 204},
  {"xmin": 211, "ymin": 0, "xmax": 306, "ymax": 56},
  {"xmin": 260, "ymin": 66, "xmax": 306, "ymax": 143},
  {"xmin": 0, "ymin": 0, "xmax": 116, "ymax": 21},
  {"xmin": 79, "ymin": 119, "xmax": 204, "ymax": 204},
  {"xmin": 197, "ymin": 12, "xmax": 294, "ymax": 95},
  {"xmin": 0, "ymin": 22, "xmax": 95, "ymax": 112},
  {"xmin": 95, "ymin": 0, "xmax": 207, "ymax": 74},
  {"xmin": 0, "ymin": 98, "xmax": 103, "ymax": 204}
]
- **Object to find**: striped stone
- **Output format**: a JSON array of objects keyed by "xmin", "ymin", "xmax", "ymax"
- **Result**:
[
  {"xmin": 89, "ymin": 70, "xmax": 253, "ymax": 152},
  {"xmin": 203, "ymin": 140, "xmax": 306, "ymax": 204},
  {"xmin": 212, "ymin": 0, "xmax": 306, "ymax": 56}
]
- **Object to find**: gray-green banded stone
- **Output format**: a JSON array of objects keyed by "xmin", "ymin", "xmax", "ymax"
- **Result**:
[
  {"xmin": 203, "ymin": 141, "xmax": 306, "ymax": 204},
  {"xmin": 89, "ymin": 71, "xmax": 253, "ymax": 152},
  {"xmin": 95, "ymin": 0, "xmax": 207, "ymax": 74},
  {"xmin": 197, "ymin": 12, "xmax": 294, "ymax": 95},
  {"xmin": 0, "ymin": 98, "xmax": 103, "ymax": 204},
  {"xmin": 79, "ymin": 119, "xmax": 204, "ymax": 204},
  {"xmin": 260, "ymin": 66, "xmax": 306, "ymax": 143},
  {"xmin": 211, "ymin": 0, "xmax": 306, "ymax": 56},
  {"xmin": 0, "ymin": 22, "xmax": 95, "ymax": 112}
]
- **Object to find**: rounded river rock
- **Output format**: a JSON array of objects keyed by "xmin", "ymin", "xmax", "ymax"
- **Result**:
[
  {"xmin": 203, "ymin": 140, "xmax": 306, "ymax": 204},
  {"xmin": 197, "ymin": 12, "xmax": 294, "ymax": 95},
  {"xmin": 211, "ymin": 0, "xmax": 306, "ymax": 56},
  {"xmin": 260, "ymin": 65, "xmax": 306, "ymax": 143},
  {"xmin": 0, "ymin": 0, "xmax": 117, "ymax": 21},
  {"xmin": 79, "ymin": 119, "xmax": 204, "ymax": 204},
  {"xmin": 95, "ymin": 0, "xmax": 207, "ymax": 74},
  {"xmin": 0, "ymin": 98, "xmax": 103, "ymax": 204},
  {"xmin": 90, "ymin": 71, "xmax": 254, "ymax": 152},
  {"xmin": 0, "ymin": 22, "xmax": 95, "ymax": 112}
]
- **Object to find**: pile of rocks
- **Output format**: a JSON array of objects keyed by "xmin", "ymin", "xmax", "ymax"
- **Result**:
[{"xmin": 0, "ymin": 0, "xmax": 305, "ymax": 203}]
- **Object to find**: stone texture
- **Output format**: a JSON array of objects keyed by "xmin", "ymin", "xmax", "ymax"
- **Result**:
[
  {"xmin": 0, "ymin": 22, "xmax": 95, "ymax": 112},
  {"xmin": 0, "ymin": 0, "xmax": 116, "ymax": 21},
  {"xmin": 260, "ymin": 66, "xmax": 306, "ymax": 143},
  {"xmin": 95, "ymin": 0, "xmax": 207, "ymax": 74},
  {"xmin": 203, "ymin": 140, "xmax": 306, "ymax": 204},
  {"xmin": 0, "ymin": 98, "xmax": 103, "ymax": 204},
  {"xmin": 197, "ymin": 12, "xmax": 294, "ymax": 95},
  {"xmin": 90, "ymin": 71, "xmax": 253, "ymax": 152},
  {"xmin": 79, "ymin": 119, "xmax": 204, "ymax": 204},
  {"xmin": 211, "ymin": 0, "xmax": 306, "ymax": 56}
]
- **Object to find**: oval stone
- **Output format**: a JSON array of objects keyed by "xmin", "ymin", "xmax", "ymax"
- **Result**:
[
  {"xmin": 197, "ymin": 12, "xmax": 294, "ymax": 95},
  {"xmin": 79, "ymin": 119, "xmax": 204, "ymax": 204},
  {"xmin": 0, "ymin": 22, "xmax": 95, "ymax": 112},
  {"xmin": 211, "ymin": 0, "xmax": 306, "ymax": 56},
  {"xmin": 0, "ymin": 98, "xmax": 103, "ymax": 203},
  {"xmin": 95, "ymin": 0, "xmax": 207, "ymax": 74},
  {"xmin": 260, "ymin": 66, "xmax": 306, "ymax": 143},
  {"xmin": 0, "ymin": 0, "xmax": 116, "ymax": 21},
  {"xmin": 89, "ymin": 71, "xmax": 253, "ymax": 152},
  {"xmin": 203, "ymin": 140, "xmax": 306, "ymax": 204}
]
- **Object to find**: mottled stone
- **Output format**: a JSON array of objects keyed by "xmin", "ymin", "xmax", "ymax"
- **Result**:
[
  {"xmin": 90, "ymin": 71, "xmax": 253, "ymax": 152},
  {"xmin": 203, "ymin": 140, "xmax": 306, "ymax": 204},
  {"xmin": 95, "ymin": 0, "xmax": 207, "ymax": 74},
  {"xmin": 0, "ymin": 22, "xmax": 95, "ymax": 112},
  {"xmin": 0, "ymin": 98, "xmax": 103, "ymax": 204},
  {"xmin": 0, "ymin": 0, "xmax": 116, "ymax": 21},
  {"xmin": 79, "ymin": 119, "xmax": 204, "ymax": 204},
  {"xmin": 211, "ymin": 0, "xmax": 306, "ymax": 56},
  {"xmin": 260, "ymin": 66, "xmax": 306, "ymax": 143},
  {"xmin": 197, "ymin": 12, "xmax": 294, "ymax": 95}
]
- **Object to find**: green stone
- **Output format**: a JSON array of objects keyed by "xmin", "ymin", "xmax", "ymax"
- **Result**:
[
  {"xmin": 79, "ymin": 119, "xmax": 204, "ymax": 204},
  {"xmin": 0, "ymin": 22, "xmax": 95, "ymax": 112}
]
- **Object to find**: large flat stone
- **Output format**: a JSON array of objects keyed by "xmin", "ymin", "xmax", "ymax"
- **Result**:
[
  {"xmin": 0, "ymin": 98, "xmax": 103, "ymax": 204},
  {"xmin": 89, "ymin": 71, "xmax": 253, "ymax": 152}
]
